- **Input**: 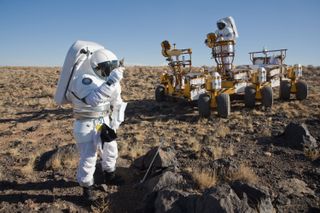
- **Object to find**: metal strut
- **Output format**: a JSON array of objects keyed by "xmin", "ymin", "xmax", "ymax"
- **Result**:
[{"xmin": 139, "ymin": 137, "xmax": 165, "ymax": 184}]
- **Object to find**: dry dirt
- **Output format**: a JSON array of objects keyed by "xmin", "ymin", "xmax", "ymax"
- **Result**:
[{"xmin": 0, "ymin": 66, "xmax": 319, "ymax": 212}]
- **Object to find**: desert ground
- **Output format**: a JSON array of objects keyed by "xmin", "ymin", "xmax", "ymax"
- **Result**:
[{"xmin": 0, "ymin": 66, "xmax": 319, "ymax": 212}]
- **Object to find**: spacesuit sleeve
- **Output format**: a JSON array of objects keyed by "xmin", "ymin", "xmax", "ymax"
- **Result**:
[
  {"xmin": 223, "ymin": 27, "xmax": 235, "ymax": 40},
  {"xmin": 83, "ymin": 82, "xmax": 116, "ymax": 107},
  {"xmin": 84, "ymin": 67, "xmax": 124, "ymax": 107}
]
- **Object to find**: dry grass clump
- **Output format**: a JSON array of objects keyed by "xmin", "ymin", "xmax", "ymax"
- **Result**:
[
  {"xmin": 191, "ymin": 140, "xmax": 201, "ymax": 154},
  {"xmin": 215, "ymin": 125, "xmax": 230, "ymax": 138},
  {"xmin": 304, "ymin": 149, "xmax": 320, "ymax": 161},
  {"xmin": 92, "ymin": 197, "xmax": 111, "ymax": 213},
  {"xmin": 191, "ymin": 168, "xmax": 217, "ymax": 190},
  {"xmin": 224, "ymin": 145, "xmax": 234, "ymax": 157},
  {"xmin": 50, "ymin": 152, "xmax": 78, "ymax": 170},
  {"xmin": 7, "ymin": 147, "xmax": 20, "ymax": 157},
  {"xmin": 282, "ymin": 101, "xmax": 311, "ymax": 118},
  {"xmin": 127, "ymin": 143, "xmax": 144, "ymax": 159},
  {"xmin": 228, "ymin": 164, "xmax": 258, "ymax": 184},
  {"xmin": 211, "ymin": 146, "xmax": 223, "ymax": 160},
  {"xmin": 21, "ymin": 154, "xmax": 38, "ymax": 176},
  {"xmin": 209, "ymin": 144, "xmax": 234, "ymax": 160},
  {"xmin": 261, "ymin": 128, "xmax": 271, "ymax": 137}
]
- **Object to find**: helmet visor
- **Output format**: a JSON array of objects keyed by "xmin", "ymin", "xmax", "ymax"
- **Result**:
[
  {"xmin": 217, "ymin": 22, "xmax": 225, "ymax": 30},
  {"xmin": 94, "ymin": 60, "xmax": 119, "ymax": 78}
]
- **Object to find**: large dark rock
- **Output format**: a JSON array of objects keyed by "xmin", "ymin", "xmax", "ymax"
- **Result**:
[
  {"xmin": 145, "ymin": 170, "xmax": 185, "ymax": 193},
  {"xmin": 231, "ymin": 181, "xmax": 274, "ymax": 213},
  {"xmin": 133, "ymin": 146, "xmax": 178, "ymax": 171},
  {"xmin": 278, "ymin": 178, "xmax": 315, "ymax": 198},
  {"xmin": 153, "ymin": 190, "xmax": 185, "ymax": 213},
  {"xmin": 143, "ymin": 170, "xmax": 188, "ymax": 213},
  {"xmin": 195, "ymin": 184, "xmax": 253, "ymax": 213},
  {"xmin": 282, "ymin": 122, "xmax": 318, "ymax": 150}
]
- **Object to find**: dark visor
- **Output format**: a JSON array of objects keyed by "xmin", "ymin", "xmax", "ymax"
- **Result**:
[{"xmin": 94, "ymin": 60, "xmax": 119, "ymax": 78}]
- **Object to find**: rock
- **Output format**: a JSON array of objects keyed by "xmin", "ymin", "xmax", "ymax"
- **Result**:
[
  {"xmin": 25, "ymin": 125, "xmax": 39, "ymax": 132},
  {"xmin": 143, "ymin": 170, "xmax": 190, "ymax": 213},
  {"xmin": 153, "ymin": 190, "xmax": 184, "ymax": 213},
  {"xmin": 278, "ymin": 178, "xmax": 315, "ymax": 197},
  {"xmin": 195, "ymin": 184, "xmax": 254, "ymax": 213},
  {"xmin": 0, "ymin": 130, "xmax": 13, "ymax": 137},
  {"xmin": 101, "ymin": 184, "xmax": 109, "ymax": 192},
  {"xmin": 282, "ymin": 122, "xmax": 318, "ymax": 150},
  {"xmin": 275, "ymin": 193, "xmax": 291, "ymax": 206},
  {"xmin": 264, "ymin": 152, "xmax": 272, "ymax": 157},
  {"xmin": 144, "ymin": 170, "xmax": 185, "ymax": 193},
  {"xmin": 209, "ymin": 157, "xmax": 240, "ymax": 179},
  {"xmin": 133, "ymin": 146, "xmax": 178, "ymax": 171},
  {"xmin": 9, "ymin": 140, "xmax": 22, "ymax": 148},
  {"xmin": 231, "ymin": 181, "xmax": 274, "ymax": 213}
]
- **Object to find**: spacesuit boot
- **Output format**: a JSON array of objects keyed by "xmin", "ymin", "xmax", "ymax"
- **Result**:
[
  {"xmin": 83, "ymin": 186, "xmax": 95, "ymax": 203},
  {"xmin": 104, "ymin": 170, "xmax": 125, "ymax": 186}
]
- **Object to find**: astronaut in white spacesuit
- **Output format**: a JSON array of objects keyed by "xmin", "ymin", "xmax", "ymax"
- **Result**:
[
  {"xmin": 54, "ymin": 41, "xmax": 127, "ymax": 202},
  {"xmin": 214, "ymin": 16, "xmax": 238, "ymax": 75}
]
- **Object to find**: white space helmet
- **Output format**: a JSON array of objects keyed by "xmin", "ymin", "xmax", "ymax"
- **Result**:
[
  {"xmin": 217, "ymin": 19, "xmax": 227, "ymax": 30},
  {"xmin": 217, "ymin": 16, "xmax": 239, "ymax": 38},
  {"xmin": 90, "ymin": 49, "xmax": 119, "ymax": 79}
]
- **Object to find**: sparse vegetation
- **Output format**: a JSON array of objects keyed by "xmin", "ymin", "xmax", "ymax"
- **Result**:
[
  {"xmin": 215, "ymin": 125, "xmax": 230, "ymax": 138},
  {"xmin": 20, "ymin": 154, "xmax": 37, "ymax": 176},
  {"xmin": 211, "ymin": 145, "xmax": 223, "ymax": 159},
  {"xmin": 304, "ymin": 149, "xmax": 320, "ymax": 161},
  {"xmin": 190, "ymin": 139, "xmax": 201, "ymax": 154},
  {"xmin": 128, "ymin": 143, "xmax": 144, "ymax": 159},
  {"xmin": 209, "ymin": 144, "xmax": 234, "ymax": 160},
  {"xmin": 228, "ymin": 164, "xmax": 258, "ymax": 184},
  {"xmin": 191, "ymin": 168, "xmax": 217, "ymax": 190},
  {"xmin": 92, "ymin": 197, "xmax": 111, "ymax": 213},
  {"xmin": 51, "ymin": 152, "xmax": 78, "ymax": 170}
]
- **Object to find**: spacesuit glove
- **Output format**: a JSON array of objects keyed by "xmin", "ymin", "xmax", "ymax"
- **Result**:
[
  {"xmin": 106, "ymin": 67, "xmax": 124, "ymax": 86},
  {"xmin": 110, "ymin": 102, "xmax": 127, "ymax": 131}
]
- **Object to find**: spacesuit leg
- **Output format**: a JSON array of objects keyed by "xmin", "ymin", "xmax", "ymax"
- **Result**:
[
  {"xmin": 222, "ymin": 44, "xmax": 233, "ymax": 77},
  {"xmin": 101, "ymin": 140, "xmax": 118, "ymax": 172},
  {"xmin": 76, "ymin": 142, "xmax": 97, "ymax": 187},
  {"xmin": 73, "ymin": 119, "xmax": 98, "ymax": 187}
]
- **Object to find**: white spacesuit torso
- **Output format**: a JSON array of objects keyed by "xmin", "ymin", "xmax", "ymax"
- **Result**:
[
  {"xmin": 68, "ymin": 73, "xmax": 124, "ymax": 127},
  {"xmin": 215, "ymin": 26, "xmax": 235, "ymax": 42},
  {"xmin": 67, "ymin": 73, "xmax": 110, "ymax": 118}
]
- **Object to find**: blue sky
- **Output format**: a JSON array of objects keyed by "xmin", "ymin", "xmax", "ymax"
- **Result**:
[{"xmin": 0, "ymin": 0, "xmax": 319, "ymax": 66}]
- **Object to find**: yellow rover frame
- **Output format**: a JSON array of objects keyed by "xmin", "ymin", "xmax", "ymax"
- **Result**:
[
  {"xmin": 198, "ymin": 33, "xmax": 275, "ymax": 118},
  {"xmin": 249, "ymin": 48, "xmax": 308, "ymax": 100},
  {"xmin": 156, "ymin": 41, "xmax": 207, "ymax": 103}
]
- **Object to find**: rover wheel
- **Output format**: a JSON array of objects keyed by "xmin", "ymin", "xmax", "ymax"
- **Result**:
[
  {"xmin": 217, "ymin": 93, "xmax": 230, "ymax": 118},
  {"xmin": 296, "ymin": 80, "xmax": 308, "ymax": 100},
  {"xmin": 155, "ymin": 85, "xmax": 165, "ymax": 102},
  {"xmin": 279, "ymin": 80, "xmax": 291, "ymax": 100},
  {"xmin": 261, "ymin": 86, "xmax": 273, "ymax": 108},
  {"xmin": 198, "ymin": 94, "xmax": 211, "ymax": 118},
  {"xmin": 244, "ymin": 86, "xmax": 256, "ymax": 108}
]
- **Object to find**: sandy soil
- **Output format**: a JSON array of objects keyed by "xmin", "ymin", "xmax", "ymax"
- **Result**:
[{"xmin": 0, "ymin": 66, "xmax": 319, "ymax": 212}]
